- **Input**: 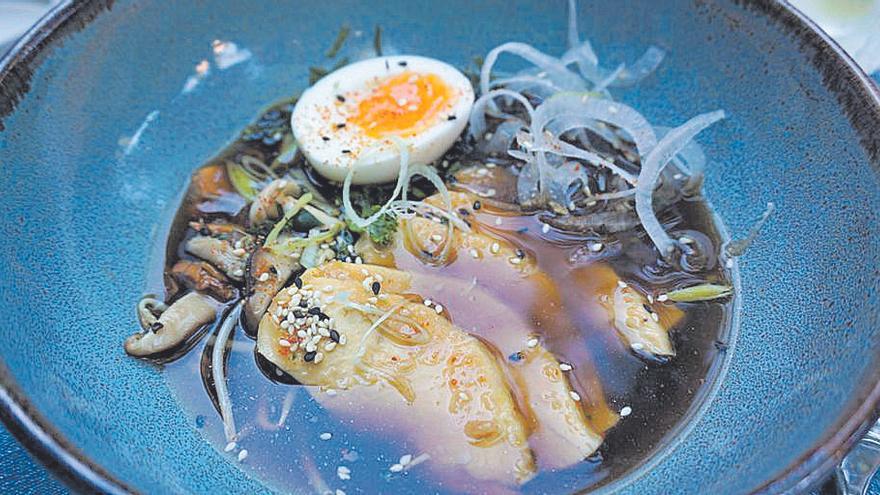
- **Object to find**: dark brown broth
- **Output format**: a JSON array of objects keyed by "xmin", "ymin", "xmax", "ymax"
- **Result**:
[{"xmin": 159, "ymin": 102, "xmax": 732, "ymax": 495}]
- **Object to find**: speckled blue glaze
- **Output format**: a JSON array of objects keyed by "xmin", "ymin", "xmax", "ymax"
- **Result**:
[{"xmin": 0, "ymin": 0, "xmax": 879, "ymax": 494}]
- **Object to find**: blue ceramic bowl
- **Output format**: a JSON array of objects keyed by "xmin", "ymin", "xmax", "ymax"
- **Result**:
[{"xmin": 1, "ymin": 1, "xmax": 879, "ymax": 493}]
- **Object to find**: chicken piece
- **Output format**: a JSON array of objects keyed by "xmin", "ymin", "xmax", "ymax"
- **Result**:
[
  {"xmin": 410, "ymin": 272, "xmax": 606, "ymax": 470},
  {"xmin": 171, "ymin": 260, "xmax": 236, "ymax": 302},
  {"xmin": 243, "ymin": 247, "xmax": 298, "ymax": 332},
  {"xmin": 258, "ymin": 262, "xmax": 536, "ymax": 487},
  {"xmin": 125, "ymin": 292, "xmax": 219, "ymax": 357},
  {"xmin": 185, "ymin": 235, "xmax": 247, "ymax": 281},
  {"xmin": 577, "ymin": 264, "xmax": 684, "ymax": 357}
]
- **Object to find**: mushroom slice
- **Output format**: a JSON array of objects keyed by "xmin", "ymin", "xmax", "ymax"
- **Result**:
[
  {"xmin": 249, "ymin": 178, "xmax": 302, "ymax": 226},
  {"xmin": 185, "ymin": 235, "xmax": 247, "ymax": 281},
  {"xmin": 171, "ymin": 260, "xmax": 236, "ymax": 302},
  {"xmin": 243, "ymin": 247, "xmax": 298, "ymax": 332},
  {"xmin": 124, "ymin": 292, "xmax": 219, "ymax": 357}
]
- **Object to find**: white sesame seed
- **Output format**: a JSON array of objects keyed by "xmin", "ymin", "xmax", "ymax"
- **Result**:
[
  {"xmin": 631, "ymin": 342, "xmax": 645, "ymax": 351},
  {"xmin": 337, "ymin": 466, "xmax": 351, "ymax": 480},
  {"xmin": 542, "ymin": 223, "xmax": 550, "ymax": 234},
  {"xmin": 224, "ymin": 441, "xmax": 237, "ymax": 452},
  {"xmin": 484, "ymin": 132, "xmax": 494, "ymax": 140},
  {"xmin": 526, "ymin": 338, "xmax": 538, "ymax": 348},
  {"xmin": 490, "ymin": 242, "xmax": 500, "ymax": 254},
  {"xmin": 305, "ymin": 342, "xmax": 317, "ymax": 353},
  {"xmin": 320, "ymin": 432, "xmax": 332, "ymax": 440},
  {"xmin": 424, "ymin": 298, "xmax": 432, "ymax": 306},
  {"xmin": 617, "ymin": 280, "xmax": 628, "ymax": 289},
  {"xmin": 238, "ymin": 449, "xmax": 248, "ymax": 462},
  {"xmin": 509, "ymin": 257, "xmax": 522, "ymax": 265},
  {"xmin": 278, "ymin": 339, "xmax": 292, "ymax": 347},
  {"xmin": 339, "ymin": 334, "xmax": 347, "ymax": 345},
  {"xmin": 431, "ymin": 234, "xmax": 443, "ymax": 242},
  {"xmin": 390, "ymin": 463, "xmax": 404, "ymax": 473},
  {"xmin": 569, "ymin": 391, "xmax": 581, "ymax": 401},
  {"xmin": 280, "ymin": 320, "xmax": 290, "ymax": 329},
  {"xmin": 620, "ymin": 406, "xmax": 633, "ymax": 417},
  {"xmin": 657, "ymin": 294, "xmax": 669, "ymax": 302},
  {"xmin": 673, "ymin": 173, "xmax": 684, "ymax": 180},
  {"xmin": 355, "ymin": 256, "xmax": 363, "ymax": 264},
  {"xmin": 258, "ymin": 272, "xmax": 270, "ymax": 282},
  {"xmin": 559, "ymin": 363, "xmax": 573, "ymax": 372},
  {"xmin": 589, "ymin": 242, "xmax": 604, "ymax": 252},
  {"xmin": 324, "ymin": 341, "xmax": 337, "ymax": 352},
  {"xmin": 435, "ymin": 304, "xmax": 443, "ymax": 314},
  {"xmin": 399, "ymin": 454, "xmax": 413, "ymax": 465},
  {"xmin": 314, "ymin": 352, "xmax": 325, "ymax": 364},
  {"xmin": 647, "ymin": 294, "xmax": 654, "ymax": 304},
  {"xmin": 232, "ymin": 269, "xmax": 244, "ymax": 277}
]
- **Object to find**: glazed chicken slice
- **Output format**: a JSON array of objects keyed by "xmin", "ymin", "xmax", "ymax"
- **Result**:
[
  {"xmin": 572, "ymin": 264, "xmax": 684, "ymax": 357},
  {"xmin": 258, "ymin": 262, "xmax": 536, "ymax": 487},
  {"xmin": 410, "ymin": 272, "xmax": 606, "ymax": 470}
]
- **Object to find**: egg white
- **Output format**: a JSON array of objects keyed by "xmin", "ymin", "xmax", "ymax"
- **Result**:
[{"xmin": 291, "ymin": 55, "xmax": 474, "ymax": 184}]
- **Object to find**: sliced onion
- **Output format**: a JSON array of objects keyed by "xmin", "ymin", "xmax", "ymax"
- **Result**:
[
  {"xmin": 403, "ymin": 164, "xmax": 456, "ymax": 261},
  {"xmin": 342, "ymin": 136, "xmax": 410, "ymax": 229},
  {"xmin": 610, "ymin": 46, "xmax": 666, "ymax": 87},
  {"xmin": 469, "ymin": 89, "xmax": 535, "ymax": 140},
  {"xmin": 567, "ymin": 0, "xmax": 580, "ymax": 48},
  {"xmin": 480, "ymin": 42, "xmax": 585, "ymax": 100},
  {"xmin": 212, "ymin": 301, "xmax": 242, "ymax": 443},
  {"xmin": 532, "ymin": 134, "xmax": 637, "ymax": 184},
  {"xmin": 635, "ymin": 110, "xmax": 725, "ymax": 257},
  {"xmin": 593, "ymin": 63, "xmax": 625, "ymax": 92}
]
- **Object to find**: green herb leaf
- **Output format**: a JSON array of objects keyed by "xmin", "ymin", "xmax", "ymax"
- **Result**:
[
  {"xmin": 326, "ymin": 24, "xmax": 351, "ymax": 58},
  {"xmin": 226, "ymin": 162, "xmax": 260, "ymax": 201},
  {"xmin": 665, "ymin": 284, "xmax": 733, "ymax": 303}
]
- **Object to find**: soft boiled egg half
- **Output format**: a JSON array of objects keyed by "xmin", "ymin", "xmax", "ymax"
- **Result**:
[{"xmin": 291, "ymin": 56, "xmax": 475, "ymax": 184}]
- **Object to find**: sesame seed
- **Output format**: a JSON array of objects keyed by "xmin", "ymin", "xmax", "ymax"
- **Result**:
[
  {"xmin": 232, "ymin": 269, "xmax": 244, "ymax": 278},
  {"xmin": 434, "ymin": 304, "xmax": 443, "ymax": 314},
  {"xmin": 509, "ymin": 257, "xmax": 522, "ymax": 265},
  {"xmin": 631, "ymin": 342, "xmax": 645, "ymax": 351},
  {"xmin": 431, "ymin": 234, "xmax": 443, "ymax": 242},
  {"xmin": 424, "ymin": 298, "xmax": 432, "ymax": 306},
  {"xmin": 355, "ymin": 256, "xmax": 363, "ymax": 264},
  {"xmin": 447, "ymin": 115, "xmax": 457, "ymax": 121},
  {"xmin": 473, "ymin": 201, "xmax": 482, "ymax": 210},
  {"xmin": 657, "ymin": 294, "xmax": 669, "ymax": 302},
  {"xmin": 304, "ymin": 350, "xmax": 317, "ymax": 362},
  {"xmin": 371, "ymin": 281, "xmax": 381, "ymax": 295},
  {"xmin": 542, "ymin": 223, "xmax": 550, "ymax": 234},
  {"xmin": 559, "ymin": 363, "xmax": 573, "ymax": 372},
  {"xmin": 617, "ymin": 280, "xmax": 628, "ymax": 289},
  {"xmin": 337, "ymin": 466, "xmax": 351, "ymax": 480},
  {"xmin": 650, "ymin": 312, "xmax": 659, "ymax": 322},
  {"xmin": 320, "ymin": 432, "xmax": 332, "ymax": 440},
  {"xmin": 589, "ymin": 242, "xmax": 604, "ymax": 252},
  {"xmin": 526, "ymin": 338, "xmax": 538, "ymax": 348},
  {"xmin": 490, "ymin": 243, "xmax": 500, "ymax": 254},
  {"xmin": 470, "ymin": 248, "xmax": 480, "ymax": 259},
  {"xmin": 336, "ymin": 123, "xmax": 346, "ymax": 129},
  {"xmin": 390, "ymin": 464, "xmax": 404, "ymax": 473},
  {"xmin": 673, "ymin": 173, "xmax": 683, "ymax": 180},
  {"xmin": 569, "ymin": 391, "xmax": 581, "ymax": 401},
  {"xmin": 224, "ymin": 441, "xmax": 237, "ymax": 452},
  {"xmin": 258, "ymin": 272, "xmax": 270, "ymax": 282},
  {"xmin": 278, "ymin": 339, "xmax": 292, "ymax": 347},
  {"xmin": 647, "ymin": 294, "xmax": 654, "ymax": 304},
  {"xmin": 238, "ymin": 449, "xmax": 249, "ymax": 462},
  {"xmin": 336, "ymin": 94, "xmax": 346, "ymax": 102},
  {"xmin": 620, "ymin": 406, "xmax": 633, "ymax": 417}
]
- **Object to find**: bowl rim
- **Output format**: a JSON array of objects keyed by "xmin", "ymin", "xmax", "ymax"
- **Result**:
[{"xmin": 0, "ymin": 0, "xmax": 878, "ymax": 494}]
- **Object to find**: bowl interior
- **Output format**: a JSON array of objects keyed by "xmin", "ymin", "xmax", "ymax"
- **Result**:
[{"xmin": 1, "ymin": 0, "xmax": 879, "ymax": 493}]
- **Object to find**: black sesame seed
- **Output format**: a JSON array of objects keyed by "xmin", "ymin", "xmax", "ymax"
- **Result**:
[
  {"xmin": 642, "ymin": 303, "xmax": 653, "ymax": 313},
  {"xmin": 269, "ymin": 266, "xmax": 278, "ymax": 275},
  {"xmin": 447, "ymin": 115, "xmax": 457, "ymax": 121},
  {"xmin": 299, "ymin": 299, "xmax": 309, "ymax": 308},
  {"xmin": 458, "ymin": 208, "xmax": 470, "ymax": 216},
  {"xmin": 318, "ymin": 311, "xmax": 330, "ymax": 321},
  {"xmin": 371, "ymin": 281, "xmax": 380, "ymax": 295},
  {"xmin": 294, "ymin": 277, "xmax": 303, "ymax": 289},
  {"xmin": 303, "ymin": 351, "xmax": 317, "ymax": 362},
  {"xmin": 330, "ymin": 329, "xmax": 340, "ymax": 342},
  {"xmin": 321, "ymin": 136, "xmax": 330, "ymax": 141},
  {"xmin": 342, "ymin": 149, "xmax": 351, "ymax": 154},
  {"xmin": 473, "ymin": 200, "xmax": 482, "ymax": 210},
  {"xmin": 385, "ymin": 60, "xmax": 390, "ymax": 70},
  {"xmin": 150, "ymin": 322, "xmax": 164, "ymax": 332},
  {"xmin": 293, "ymin": 309, "xmax": 305, "ymax": 318},
  {"xmin": 336, "ymin": 123, "xmax": 346, "ymax": 129},
  {"xmin": 398, "ymin": 60, "xmax": 408, "ymax": 66},
  {"xmin": 336, "ymin": 95, "xmax": 346, "ymax": 103},
  {"xmin": 508, "ymin": 351, "xmax": 524, "ymax": 362},
  {"xmin": 517, "ymin": 227, "xmax": 529, "ymax": 234},
  {"xmin": 515, "ymin": 248, "xmax": 525, "ymax": 258},
  {"xmin": 308, "ymin": 307, "xmax": 322, "ymax": 315}
]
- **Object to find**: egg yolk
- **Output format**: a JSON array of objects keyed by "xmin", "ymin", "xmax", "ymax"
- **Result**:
[{"xmin": 350, "ymin": 72, "xmax": 454, "ymax": 138}]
